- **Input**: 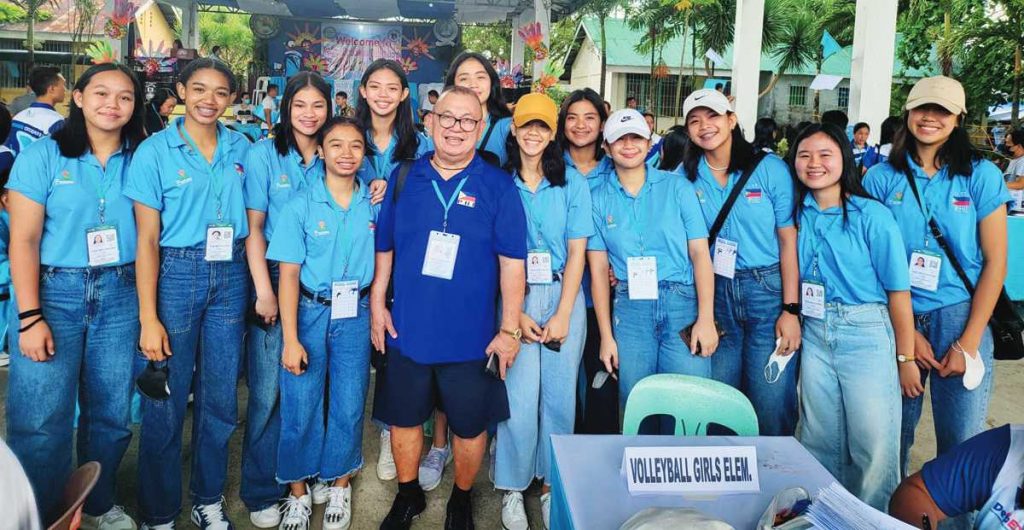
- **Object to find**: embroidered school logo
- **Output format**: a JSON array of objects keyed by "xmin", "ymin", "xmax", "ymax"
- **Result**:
[
  {"xmin": 313, "ymin": 220, "xmax": 331, "ymax": 237},
  {"xmin": 457, "ymin": 191, "xmax": 476, "ymax": 208},
  {"xmin": 276, "ymin": 174, "xmax": 290, "ymax": 188},
  {"xmin": 54, "ymin": 169, "xmax": 75, "ymax": 185},
  {"xmin": 695, "ymin": 189, "xmax": 706, "ymax": 203},
  {"xmin": 606, "ymin": 214, "xmax": 617, "ymax": 228},
  {"xmin": 952, "ymin": 195, "xmax": 971, "ymax": 212},
  {"xmin": 234, "ymin": 162, "xmax": 245, "ymax": 176},
  {"xmin": 891, "ymin": 191, "xmax": 904, "ymax": 205},
  {"xmin": 744, "ymin": 188, "xmax": 763, "ymax": 204},
  {"xmin": 175, "ymin": 169, "xmax": 192, "ymax": 186}
]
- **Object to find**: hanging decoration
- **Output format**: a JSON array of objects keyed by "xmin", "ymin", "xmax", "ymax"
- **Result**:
[
  {"xmin": 87, "ymin": 41, "xmax": 118, "ymax": 64},
  {"xmin": 518, "ymin": 22, "xmax": 549, "ymax": 62},
  {"xmin": 403, "ymin": 28, "xmax": 435, "ymax": 60},
  {"xmin": 653, "ymin": 58, "xmax": 670, "ymax": 79},
  {"xmin": 533, "ymin": 60, "xmax": 563, "ymax": 94},
  {"xmin": 302, "ymin": 54, "xmax": 328, "ymax": 72},
  {"xmin": 400, "ymin": 56, "xmax": 419, "ymax": 74},
  {"xmin": 134, "ymin": 39, "xmax": 177, "ymax": 77},
  {"xmin": 105, "ymin": 0, "xmax": 137, "ymax": 39},
  {"xmin": 494, "ymin": 59, "xmax": 524, "ymax": 89}
]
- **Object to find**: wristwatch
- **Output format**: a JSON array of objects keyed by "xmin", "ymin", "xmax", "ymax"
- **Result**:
[
  {"xmin": 501, "ymin": 327, "xmax": 522, "ymax": 341},
  {"xmin": 782, "ymin": 303, "xmax": 801, "ymax": 316},
  {"xmin": 897, "ymin": 354, "xmax": 916, "ymax": 363}
]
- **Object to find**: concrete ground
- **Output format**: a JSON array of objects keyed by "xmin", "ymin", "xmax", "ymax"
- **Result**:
[{"xmin": 0, "ymin": 360, "xmax": 1022, "ymax": 529}]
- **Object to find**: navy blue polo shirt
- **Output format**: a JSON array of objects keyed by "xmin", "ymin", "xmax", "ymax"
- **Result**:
[{"xmin": 375, "ymin": 153, "xmax": 527, "ymax": 365}]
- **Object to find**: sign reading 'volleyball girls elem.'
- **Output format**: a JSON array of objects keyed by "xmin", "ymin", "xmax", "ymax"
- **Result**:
[{"xmin": 621, "ymin": 446, "xmax": 761, "ymax": 495}]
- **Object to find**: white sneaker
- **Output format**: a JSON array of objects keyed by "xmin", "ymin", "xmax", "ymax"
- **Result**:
[
  {"xmin": 541, "ymin": 492, "xmax": 551, "ymax": 529},
  {"xmin": 190, "ymin": 498, "xmax": 233, "ymax": 530},
  {"xmin": 249, "ymin": 504, "xmax": 281, "ymax": 528},
  {"xmin": 278, "ymin": 494, "xmax": 312, "ymax": 530},
  {"xmin": 81, "ymin": 505, "xmax": 137, "ymax": 530},
  {"xmin": 322, "ymin": 486, "xmax": 352, "ymax": 530},
  {"xmin": 501, "ymin": 491, "xmax": 530, "ymax": 530},
  {"xmin": 377, "ymin": 429, "xmax": 397, "ymax": 481},
  {"xmin": 140, "ymin": 524, "xmax": 174, "ymax": 530},
  {"xmin": 417, "ymin": 445, "xmax": 452, "ymax": 491},
  {"xmin": 310, "ymin": 480, "xmax": 330, "ymax": 505}
]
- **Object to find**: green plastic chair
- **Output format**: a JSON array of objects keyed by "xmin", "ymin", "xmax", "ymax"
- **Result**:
[{"xmin": 622, "ymin": 374, "xmax": 760, "ymax": 436}]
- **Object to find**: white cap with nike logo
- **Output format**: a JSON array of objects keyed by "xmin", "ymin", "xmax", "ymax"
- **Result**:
[{"xmin": 682, "ymin": 88, "xmax": 733, "ymax": 119}]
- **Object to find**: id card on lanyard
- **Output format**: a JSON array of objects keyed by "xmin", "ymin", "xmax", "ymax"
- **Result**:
[
  {"xmin": 802, "ymin": 212, "xmax": 838, "ymax": 319},
  {"xmin": 180, "ymin": 123, "xmax": 235, "ymax": 262},
  {"xmin": 520, "ymin": 183, "xmax": 553, "ymax": 285},
  {"xmin": 330, "ymin": 205, "xmax": 360, "ymax": 318},
  {"xmin": 422, "ymin": 177, "xmax": 467, "ymax": 280},
  {"xmin": 85, "ymin": 157, "xmax": 121, "ymax": 267},
  {"xmin": 713, "ymin": 238, "xmax": 738, "ymax": 279}
]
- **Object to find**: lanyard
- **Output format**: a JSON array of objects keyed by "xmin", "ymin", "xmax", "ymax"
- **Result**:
[
  {"xmin": 325, "ymin": 181, "xmax": 363, "ymax": 280},
  {"xmin": 179, "ymin": 122, "xmax": 227, "ymax": 220},
  {"xmin": 370, "ymin": 135, "xmax": 395, "ymax": 180},
  {"xmin": 88, "ymin": 151, "xmax": 122, "ymax": 224},
  {"xmin": 517, "ymin": 177, "xmax": 547, "ymax": 249},
  {"xmin": 431, "ymin": 177, "xmax": 468, "ymax": 232},
  {"xmin": 905, "ymin": 169, "xmax": 937, "ymax": 247},
  {"xmin": 621, "ymin": 182, "xmax": 649, "ymax": 255},
  {"xmin": 805, "ymin": 209, "xmax": 841, "ymax": 278}
]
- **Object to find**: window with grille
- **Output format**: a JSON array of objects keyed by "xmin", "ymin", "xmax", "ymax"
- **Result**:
[
  {"xmin": 624, "ymin": 73, "xmax": 692, "ymax": 118},
  {"xmin": 789, "ymin": 85, "xmax": 807, "ymax": 107},
  {"xmin": 837, "ymin": 86, "xmax": 850, "ymax": 109}
]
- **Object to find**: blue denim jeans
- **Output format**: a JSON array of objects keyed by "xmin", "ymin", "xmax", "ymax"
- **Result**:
[
  {"xmin": 496, "ymin": 284, "xmax": 585, "ymax": 490},
  {"xmin": 277, "ymin": 292, "xmax": 371, "ymax": 483},
  {"xmin": 901, "ymin": 301, "xmax": 994, "ymax": 476},
  {"xmin": 711, "ymin": 264, "xmax": 798, "ymax": 436},
  {"xmin": 613, "ymin": 281, "xmax": 709, "ymax": 431},
  {"xmin": 6, "ymin": 265, "xmax": 138, "ymax": 521},
  {"xmin": 241, "ymin": 261, "xmax": 284, "ymax": 511},
  {"xmin": 136, "ymin": 244, "xmax": 249, "ymax": 525},
  {"xmin": 799, "ymin": 303, "xmax": 901, "ymax": 511}
]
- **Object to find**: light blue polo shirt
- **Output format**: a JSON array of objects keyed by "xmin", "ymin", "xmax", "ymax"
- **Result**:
[
  {"xmin": 863, "ymin": 156, "xmax": 1011, "ymax": 313},
  {"xmin": 588, "ymin": 167, "xmax": 708, "ymax": 284},
  {"xmin": 267, "ymin": 177, "xmax": 378, "ymax": 292},
  {"xmin": 124, "ymin": 117, "xmax": 251, "ymax": 248},
  {"xmin": 514, "ymin": 168, "xmax": 594, "ymax": 273},
  {"xmin": 798, "ymin": 194, "xmax": 909, "ymax": 305},
  {"xmin": 7, "ymin": 137, "xmax": 137, "ymax": 267},
  {"xmin": 356, "ymin": 132, "xmax": 431, "ymax": 184},
  {"xmin": 479, "ymin": 115, "xmax": 512, "ymax": 167},
  {"xmin": 564, "ymin": 151, "xmax": 615, "ymax": 189},
  {"xmin": 243, "ymin": 138, "xmax": 324, "ymax": 240},
  {"xmin": 689, "ymin": 154, "xmax": 795, "ymax": 270}
]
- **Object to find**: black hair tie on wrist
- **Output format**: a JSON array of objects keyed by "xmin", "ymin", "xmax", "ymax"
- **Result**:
[
  {"xmin": 19, "ymin": 316, "xmax": 45, "ymax": 333},
  {"xmin": 18, "ymin": 308, "xmax": 42, "ymax": 320}
]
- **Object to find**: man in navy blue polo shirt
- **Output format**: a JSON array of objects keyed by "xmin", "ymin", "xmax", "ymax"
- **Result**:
[{"xmin": 371, "ymin": 85, "xmax": 527, "ymax": 530}]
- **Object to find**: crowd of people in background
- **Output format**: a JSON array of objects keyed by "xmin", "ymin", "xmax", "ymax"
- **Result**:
[{"xmin": 0, "ymin": 53, "xmax": 1018, "ymax": 530}]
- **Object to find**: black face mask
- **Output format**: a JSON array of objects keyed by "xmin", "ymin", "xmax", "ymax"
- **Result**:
[{"xmin": 136, "ymin": 361, "xmax": 170, "ymax": 400}]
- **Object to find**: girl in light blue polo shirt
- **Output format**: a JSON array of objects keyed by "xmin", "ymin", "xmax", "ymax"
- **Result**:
[
  {"xmin": 240, "ymin": 71, "xmax": 330, "ymax": 524},
  {"xmin": 355, "ymin": 60, "xmax": 428, "ymax": 201},
  {"xmin": 5, "ymin": 63, "xmax": 145, "ymax": 527},
  {"xmin": 495, "ymin": 94, "xmax": 593, "ymax": 528},
  {"xmin": 679, "ymin": 88, "xmax": 801, "ymax": 437},
  {"xmin": 124, "ymin": 58, "xmax": 251, "ymax": 528},
  {"xmin": 587, "ymin": 109, "xmax": 717, "ymax": 434},
  {"xmin": 863, "ymin": 75, "xmax": 1010, "ymax": 477},
  {"xmin": 790, "ymin": 123, "xmax": 916, "ymax": 510},
  {"xmin": 445, "ymin": 52, "xmax": 513, "ymax": 167},
  {"xmin": 267, "ymin": 116, "xmax": 378, "ymax": 530}
]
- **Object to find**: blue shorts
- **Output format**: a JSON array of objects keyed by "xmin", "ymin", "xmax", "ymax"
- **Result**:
[{"xmin": 372, "ymin": 348, "xmax": 510, "ymax": 439}]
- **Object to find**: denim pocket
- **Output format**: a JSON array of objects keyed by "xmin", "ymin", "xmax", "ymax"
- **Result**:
[
  {"xmin": 667, "ymin": 282, "xmax": 697, "ymax": 299},
  {"xmin": 756, "ymin": 269, "xmax": 783, "ymax": 294},
  {"xmin": 158, "ymin": 257, "xmax": 173, "ymax": 281},
  {"xmin": 842, "ymin": 305, "xmax": 889, "ymax": 329}
]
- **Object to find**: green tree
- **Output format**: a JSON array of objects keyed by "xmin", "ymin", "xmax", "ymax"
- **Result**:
[
  {"xmin": 6, "ymin": 0, "xmax": 56, "ymax": 64},
  {"xmin": 0, "ymin": 2, "xmax": 51, "ymax": 24},
  {"xmin": 461, "ymin": 22, "xmax": 512, "ymax": 61},
  {"xmin": 198, "ymin": 12, "xmax": 254, "ymax": 77},
  {"xmin": 627, "ymin": 0, "xmax": 680, "ymax": 110},
  {"xmin": 579, "ymin": 0, "xmax": 624, "ymax": 97}
]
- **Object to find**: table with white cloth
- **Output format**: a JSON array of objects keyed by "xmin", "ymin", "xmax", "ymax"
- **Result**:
[{"xmin": 549, "ymin": 435, "xmax": 836, "ymax": 530}]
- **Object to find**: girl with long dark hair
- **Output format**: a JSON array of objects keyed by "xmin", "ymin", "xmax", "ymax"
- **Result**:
[
  {"xmin": 863, "ymin": 76, "xmax": 1009, "ymax": 479},
  {"xmin": 679, "ymin": 88, "xmax": 801, "ymax": 436},
  {"xmin": 145, "ymin": 87, "xmax": 177, "ymax": 135},
  {"xmin": 125, "ymin": 57, "xmax": 251, "ymax": 528},
  {"xmin": 445, "ymin": 52, "xmax": 513, "ymax": 166},
  {"xmin": 790, "ymin": 123, "xmax": 914, "ymax": 509},
  {"xmin": 355, "ymin": 59, "xmax": 428, "ymax": 204},
  {"xmin": 495, "ymin": 94, "xmax": 592, "ymax": 528},
  {"xmin": 240, "ymin": 70, "xmax": 331, "ymax": 526},
  {"xmin": 6, "ymin": 62, "xmax": 145, "ymax": 526}
]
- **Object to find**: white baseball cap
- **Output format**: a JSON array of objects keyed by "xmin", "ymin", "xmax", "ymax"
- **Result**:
[
  {"xmin": 604, "ymin": 109, "xmax": 651, "ymax": 143},
  {"xmin": 682, "ymin": 88, "xmax": 733, "ymax": 119}
]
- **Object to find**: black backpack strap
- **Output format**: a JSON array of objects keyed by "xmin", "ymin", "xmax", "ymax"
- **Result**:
[
  {"xmin": 708, "ymin": 151, "xmax": 769, "ymax": 242},
  {"xmin": 391, "ymin": 160, "xmax": 413, "ymax": 204},
  {"xmin": 479, "ymin": 117, "xmax": 498, "ymax": 151},
  {"xmin": 902, "ymin": 169, "xmax": 977, "ymax": 295}
]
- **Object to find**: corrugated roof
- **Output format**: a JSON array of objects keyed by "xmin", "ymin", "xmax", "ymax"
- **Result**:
[{"xmin": 572, "ymin": 16, "xmax": 937, "ymax": 78}]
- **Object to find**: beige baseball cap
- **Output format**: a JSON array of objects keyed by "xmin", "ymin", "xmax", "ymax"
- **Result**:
[{"xmin": 904, "ymin": 75, "xmax": 967, "ymax": 115}]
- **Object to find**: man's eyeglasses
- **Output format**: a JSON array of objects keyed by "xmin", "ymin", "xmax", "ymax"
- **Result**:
[{"xmin": 436, "ymin": 113, "xmax": 480, "ymax": 132}]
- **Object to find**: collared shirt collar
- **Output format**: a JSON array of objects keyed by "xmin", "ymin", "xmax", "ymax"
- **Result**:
[
  {"xmin": 905, "ymin": 153, "xmax": 950, "ymax": 181},
  {"xmin": 512, "ymin": 170, "xmax": 552, "ymax": 194},
  {"xmin": 696, "ymin": 157, "xmax": 737, "ymax": 189},
  {"xmin": 611, "ymin": 166, "xmax": 666, "ymax": 197},
  {"xmin": 309, "ymin": 175, "xmax": 367, "ymax": 210},
  {"xmin": 564, "ymin": 150, "xmax": 612, "ymax": 176},
  {"xmin": 165, "ymin": 116, "xmax": 232, "ymax": 150},
  {"xmin": 802, "ymin": 192, "xmax": 867, "ymax": 214},
  {"xmin": 29, "ymin": 102, "xmax": 55, "ymax": 111}
]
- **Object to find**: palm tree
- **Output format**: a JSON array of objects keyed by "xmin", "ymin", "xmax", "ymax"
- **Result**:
[
  {"xmin": 581, "ymin": 0, "xmax": 623, "ymax": 98},
  {"xmin": 760, "ymin": 8, "xmax": 818, "ymax": 98},
  {"xmin": 9, "ymin": 0, "xmax": 54, "ymax": 65},
  {"xmin": 627, "ymin": 0, "xmax": 681, "ymax": 111}
]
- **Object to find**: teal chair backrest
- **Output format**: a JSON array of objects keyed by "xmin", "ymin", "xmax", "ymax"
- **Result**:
[{"xmin": 622, "ymin": 374, "xmax": 760, "ymax": 436}]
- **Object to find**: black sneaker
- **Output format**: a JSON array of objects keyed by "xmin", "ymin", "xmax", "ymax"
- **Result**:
[
  {"xmin": 444, "ymin": 499, "xmax": 475, "ymax": 530},
  {"xmin": 380, "ymin": 491, "xmax": 426, "ymax": 530}
]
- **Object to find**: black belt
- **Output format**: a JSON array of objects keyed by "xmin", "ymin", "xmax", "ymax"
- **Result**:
[{"xmin": 300, "ymin": 284, "xmax": 370, "ymax": 306}]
